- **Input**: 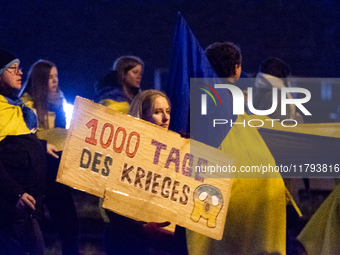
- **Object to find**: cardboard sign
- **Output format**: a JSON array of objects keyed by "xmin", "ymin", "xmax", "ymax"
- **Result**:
[{"xmin": 57, "ymin": 96, "xmax": 234, "ymax": 240}]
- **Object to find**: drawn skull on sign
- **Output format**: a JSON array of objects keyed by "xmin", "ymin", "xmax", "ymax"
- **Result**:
[{"xmin": 190, "ymin": 184, "xmax": 223, "ymax": 228}]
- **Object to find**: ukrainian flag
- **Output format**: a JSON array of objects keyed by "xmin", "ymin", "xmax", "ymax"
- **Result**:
[
  {"xmin": 0, "ymin": 94, "xmax": 31, "ymax": 141},
  {"xmin": 167, "ymin": 13, "xmax": 286, "ymax": 255}
]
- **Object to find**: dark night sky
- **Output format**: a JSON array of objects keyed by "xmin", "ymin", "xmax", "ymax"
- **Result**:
[{"xmin": 1, "ymin": 0, "xmax": 340, "ymax": 113}]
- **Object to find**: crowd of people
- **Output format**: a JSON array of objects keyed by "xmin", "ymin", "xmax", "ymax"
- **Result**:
[{"xmin": 0, "ymin": 42, "xmax": 312, "ymax": 255}]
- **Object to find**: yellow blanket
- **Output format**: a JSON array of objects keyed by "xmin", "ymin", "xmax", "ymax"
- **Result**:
[
  {"xmin": 298, "ymin": 183, "xmax": 340, "ymax": 255},
  {"xmin": 98, "ymin": 98, "xmax": 129, "ymax": 114},
  {"xmin": 187, "ymin": 114, "xmax": 287, "ymax": 255}
]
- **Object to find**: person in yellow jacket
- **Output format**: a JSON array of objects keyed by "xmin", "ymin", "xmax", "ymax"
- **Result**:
[
  {"xmin": 186, "ymin": 42, "xmax": 287, "ymax": 255},
  {"xmin": 0, "ymin": 48, "xmax": 59, "ymax": 255}
]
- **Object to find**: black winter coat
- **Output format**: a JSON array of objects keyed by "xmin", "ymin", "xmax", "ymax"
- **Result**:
[{"xmin": 0, "ymin": 134, "xmax": 47, "ymax": 228}]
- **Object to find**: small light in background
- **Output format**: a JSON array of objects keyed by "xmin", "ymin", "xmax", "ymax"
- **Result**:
[
  {"xmin": 329, "ymin": 112, "xmax": 337, "ymax": 120},
  {"xmin": 63, "ymin": 99, "xmax": 74, "ymax": 129},
  {"xmin": 321, "ymin": 81, "xmax": 332, "ymax": 101}
]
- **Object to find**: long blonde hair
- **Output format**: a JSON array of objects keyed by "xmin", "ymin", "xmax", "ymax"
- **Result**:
[{"xmin": 129, "ymin": 90, "xmax": 170, "ymax": 120}]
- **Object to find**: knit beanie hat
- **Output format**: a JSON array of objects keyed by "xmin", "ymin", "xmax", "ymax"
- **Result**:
[{"xmin": 0, "ymin": 49, "xmax": 20, "ymax": 75}]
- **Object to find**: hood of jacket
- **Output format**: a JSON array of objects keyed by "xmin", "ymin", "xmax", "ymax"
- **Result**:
[
  {"xmin": 95, "ymin": 71, "xmax": 127, "ymax": 103},
  {"xmin": 255, "ymin": 72, "xmax": 287, "ymax": 90}
]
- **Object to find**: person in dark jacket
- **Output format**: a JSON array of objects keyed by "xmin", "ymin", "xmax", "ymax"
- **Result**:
[
  {"xmin": 96, "ymin": 56, "xmax": 146, "ymax": 254},
  {"xmin": 95, "ymin": 55, "xmax": 143, "ymax": 114},
  {"xmin": 252, "ymin": 57, "xmax": 304, "ymax": 123},
  {"xmin": 21, "ymin": 60, "xmax": 66, "ymax": 129},
  {"xmin": 205, "ymin": 41, "xmax": 253, "ymax": 111},
  {"xmin": 21, "ymin": 59, "xmax": 79, "ymax": 254},
  {"xmin": 0, "ymin": 49, "xmax": 58, "ymax": 255},
  {"xmin": 205, "ymin": 41, "xmax": 242, "ymax": 84}
]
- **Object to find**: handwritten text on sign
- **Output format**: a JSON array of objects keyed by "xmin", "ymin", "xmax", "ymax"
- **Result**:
[{"xmin": 57, "ymin": 96, "xmax": 234, "ymax": 240}]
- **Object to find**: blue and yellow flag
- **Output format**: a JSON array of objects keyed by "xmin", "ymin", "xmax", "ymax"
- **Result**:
[
  {"xmin": 298, "ymin": 182, "xmax": 340, "ymax": 255},
  {"xmin": 0, "ymin": 95, "xmax": 35, "ymax": 141},
  {"xmin": 167, "ymin": 13, "xmax": 286, "ymax": 255},
  {"xmin": 166, "ymin": 13, "xmax": 230, "ymax": 137}
]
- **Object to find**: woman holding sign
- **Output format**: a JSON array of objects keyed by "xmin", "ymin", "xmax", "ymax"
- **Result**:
[
  {"xmin": 104, "ymin": 90, "xmax": 188, "ymax": 255},
  {"xmin": 129, "ymin": 89, "xmax": 171, "ymax": 129}
]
